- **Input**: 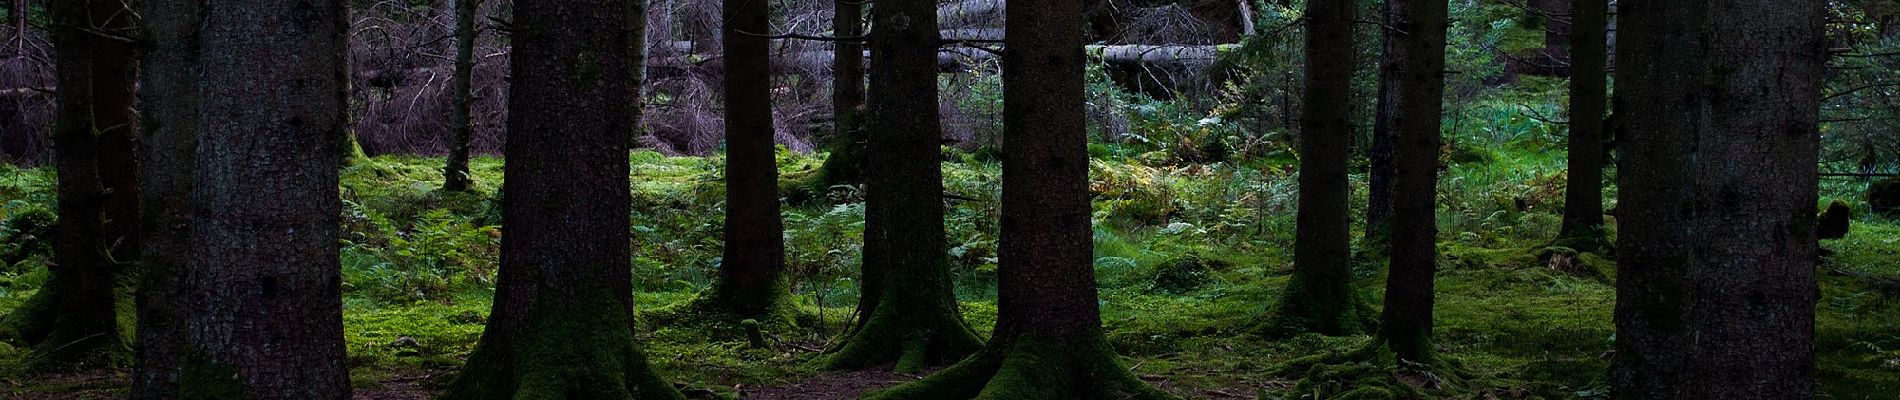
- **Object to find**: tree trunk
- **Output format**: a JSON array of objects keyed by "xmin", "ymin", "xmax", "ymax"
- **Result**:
[
  {"xmin": 1366, "ymin": 0, "xmax": 1402, "ymax": 248},
  {"xmin": 707, "ymin": 0, "xmax": 793, "ymax": 323},
  {"xmin": 443, "ymin": 0, "xmax": 478, "ymax": 192},
  {"xmin": 629, "ymin": 0, "xmax": 651, "ymax": 146},
  {"xmin": 1610, "ymin": 1, "xmax": 1825, "ymax": 398},
  {"xmin": 179, "ymin": 0, "xmax": 350, "ymax": 397},
  {"xmin": 862, "ymin": 0, "xmax": 1172, "ymax": 398},
  {"xmin": 132, "ymin": 0, "xmax": 198, "ymax": 395},
  {"xmin": 440, "ymin": 0, "xmax": 685, "ymax": 398},
  {"xmin": 1557, "ymin": 0, "xmax": 1605, "ymax": 241},
  {"xmin": 830, "ymin": 0, "xmax": 872, "ymax": 319},
  {"xmin": 1379, "ymin": 0, "xmax": 1448, "ymax": 366},
  {"xmin": 4, "ymin": 0, "xmax": 139, "ymax": 371},
  {"xmin": 1262, "ymin": 0, "xmax": 1367, "ymax": 337},
  {"xmin": 821, "ymin": 0, "xmax": 983, "ymax": 373},
  {"xmin": 806, "ymin": 0, "xmax": 869, "ymax": 200}
]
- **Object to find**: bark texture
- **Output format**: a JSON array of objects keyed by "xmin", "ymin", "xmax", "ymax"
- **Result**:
[
  {"xmin": 132, "ymin": 0, "xmax": 199, "ymax": 395},
  {"xmin": 443, "ymin": 0, "xmax": 478, "ymax": 192},
  {"xmin": 861, "ymin": 0, "xmax": 1172, "ymax": 397},
  {"xmin": 809, "ymin": 0, "xmax": 868, "ymax": 198},
  {"xmin": 1558, "ymin": 0, "xmax": 1606, "ymax": 241},
  {"xmin": 708, "ymin": 0, "xmax": 793, "ymax": 322},
  {"xmin": 440, "ymin": 0, "xmax": 685, "ymax": 399},
  {"xmin": 1611, "ymin": 0, "xmax": 1825, "ymax": 398},
  {"xmin": 1379, "ymin": 0, "xmax": 1448, "ymax": 365},
  {"xmin": 822, "ymin": 0, "xmax": 982, "ymax": 373},
  {"xmin": 1263, "ymin": 0, "xmax": 1367, "ymax": 337},
  {"xmin": 629, "ymin": 0, "xmax": 650, "ymax": 145},
  {"xmin": 6, "ymin": 0, "xmax": 140, "ymax": 371},
  {"xmin": 1366, "ymin": 0, "xmax": 1402, "ymax": 246},
  {"xmin": 180, "ymin": 0, "xmax": 351, "ymax": 397}
]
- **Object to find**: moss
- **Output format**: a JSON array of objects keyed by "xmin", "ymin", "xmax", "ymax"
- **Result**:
[
  {"xmin": 816, "ymin": 289, "xmax": 983, "ymax": 373},
  {"xmin": 1256, "ymin": 267, "xmax": 1375, "ymax": 338},
  {"xmin": 1145, "ymin": 254, "xmax": 1226, "ymax": 295},
  {"xmin": 441, "ymin": 289, "xmax": 686, "ymax": 400},
  {"xmin": 862, "ymin": 331, "xmax": 1175, "ymax": 400},
  {"xmin": 641, "ymin": 285, "xmax": 799, "ymax": 342}
]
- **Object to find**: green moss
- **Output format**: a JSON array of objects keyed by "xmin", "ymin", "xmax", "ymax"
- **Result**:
[
  {"xmin": 441, "ymin": 289, "xmax": 685, "ymax": 400},
  {"xmin": 862, "ymin": 332, "xmax": 1175, "ymax": 400}
]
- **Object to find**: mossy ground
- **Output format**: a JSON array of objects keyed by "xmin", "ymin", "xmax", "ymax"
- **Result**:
[{"xmin": 0, "ymin": 145, "xmax": 1896, "ymax": 398}]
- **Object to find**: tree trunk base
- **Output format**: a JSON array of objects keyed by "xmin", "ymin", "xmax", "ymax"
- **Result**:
[
  {"xmin": 862, "ymin": 331, "xmax": 1174, "ymax": 400},
  {"xmin": 819, "ymin": 301, "xmax": 982, "ymax": 373},
  {"xmin": 1256, "ymin": 276, "xmax": 1375, "ymax": 338},
  {"xmin": 442, "ymin": 292, "xmax": 685, "ymax": 400},
  {"xmin": 642, "ymin": 285, "xmax": 799, "ymax": 339},
  {"xmin": 1274, "ymin": 336, "xmax": 1470, "ymax": 398},
  {"xmin": 0, "ymin": 278, "xmax": 134, "ymax": 372}
]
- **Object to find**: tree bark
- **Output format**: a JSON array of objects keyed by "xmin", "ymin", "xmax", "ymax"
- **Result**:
[
  {"xmin": 806, "ymin": 0, "xmax": 869, "ymax": 200},
  {"xmin": 1366, "ymin": 0, "xmax": 1402, "ymax": 247},
  {"xmin": 822, "ymin": 0, "xmax": 983, "ymax": 373},
  {"xmin": 1263, "ymin": 0, "xmax": 1367, "ymax": 337},
  {"xmin": 180, "ymin": 0, "xmax": 350, "ymax": 397},
  {"xmin": 629, "ymin": 0, "xmax": 651, "ymax": 146},
  {"xmin": 443, "ymin": 0, "xmax": 478, "ymax": 192},
  {"xmin": 1557, "ymin": 0, "xmax": 1605, "ymax": 240},
  {"xmin": 1611, "ymin": 1, "xmax": 1825, "ymax": 398},
  {"xmin": 131, "ymin": 0, "xmax": 198, "ymax": 395},
  {"xmin": 440, "ymin": 0, "xmax": 685, "ymax": 398},
  {"xmin": 830, "ymin": 0, "xmax": 871, "ymax": 316},
  {"xmin": 707, "ymin": 0, "xmax": 793, "ymax": 322},
  {"xmin": 1379, "ymin": 0, "xmax": 1448, "ymax": 366},
  {"xmin": 4, "ymin": 0, "xmax": 139, "ymax": 371},
  {"xmin": 862, "ymin": 0, "xmax": 1172, "ymax": 398}
]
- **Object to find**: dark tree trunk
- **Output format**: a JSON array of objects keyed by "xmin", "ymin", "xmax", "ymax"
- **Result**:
[
  {"xmin": 808, "ymin": 0, "xmax": 868, "ymax": 199},
  {"xmin": 1557, "ymin": 0, "xmax": 1605, "ymax": 241},
  {"xmin": 4, "ymin": 0, "xmax": 139, "ymax": 371},
  {"xmin": 1536, "ymin": 0, "xmax": 1572, "ymax": 60},
  {"xmin": 1379, "ymin": 0, "xmax": 1448, "ymax": 366},
  {"xmin": 862, "ymin": 0, "xmax": 1171, "ymax": 398},
  {"xmin": 708, "ymin": 0, "xmax": 793, "ymax": 322},
  {"xmin": 1263, "ymin": 0, "xmax": 1367, "ymax": 337},
  {"xmin": 629, "ymin": 0, "xmax": 650, "ymax": 145},
  {"xmin": 132, "ymin": 0, "xmax": 198, "ymax": 395},
  {"xmin": 440, "ymin": 0, "xmax": 685, "ymax": 398},
  {"xmin": 443, "ymin": 0, "xmax": 478, "ymax": 192},
  {"xmin": 821, "ymin": 0, "xmax": 982, "ymax": 373},
  {"xmin": 179, "ymin": 0, "xmax": 350, "ymax": 397},
  {"xmin": 1366, "ymin": 0, "xmax": 1402, "ymax": 247},
  {"xmin": 1610, "ymin": 1, "xmax": 1825, "ymax": 398}
]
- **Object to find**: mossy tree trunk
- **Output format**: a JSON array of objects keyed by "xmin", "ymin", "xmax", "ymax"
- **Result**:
[
  {"xmin": 1611, "ymin": 0, "xmax": 1825, "ymax": 398},
  {"xmin": 807, "ymin": 0, "xmax": 867, "ymax": 197},
  {"xmin": 1379, "ymin": 0, "xmax": 1448, "ymax": 366},
  {"xmin": 179, "ymin": 0, "xmax": 350, "ymax": 397},
  {"xmin": 822, "ymin": 0, "xmax": 982, "ymax": 372},
  {"xmin": 443, "ymin": 0, "xmax": 478, "ymax": 192},
  {"xmin": 131, "ymin": 0, "xmax": 198, "ymax": 395},
  {"xmin": 708, "ymin": 0, "xmax": 794, "ymax": 323},
  {"xmin": 3, "ymin": 0, "xmax": 140, "ymax": 372},
  {"xmin": 1263, "ymin": 0, "xmax": 1369, "ymax": 337},
  {"xmin": 1557, "ymin": 0, "xmax": 1606, "ymax": 241},
  {"xmin": 863, "ymin": 0, "xmax": 1172, "ymax": 397},
  {"xmin": 440, "ymin": 1, "xmax": 685, "ymax": 399}
]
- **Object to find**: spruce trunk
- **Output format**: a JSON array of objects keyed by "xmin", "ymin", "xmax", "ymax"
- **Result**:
[
  {"xmin": 440, "ymin": 0, "xmax": 685, "ymax": 398},
  {"xmin": 132, "ymin": 0, "xmax": 199, "ymax": 395},
  {"xmin": 180, "ymin": 0, "xmax": 351, "ymax": 396},
  {"xmin": 1557, "ymin": 0, "xmax": 1606, "ymax": 241},
  {"xmin": 1380, "ymin": 0, "xmax": 1448, "ymax": 365},
  {"xmin": 710, "ymin": 0, "xmax": 793, "ymax": 323}
]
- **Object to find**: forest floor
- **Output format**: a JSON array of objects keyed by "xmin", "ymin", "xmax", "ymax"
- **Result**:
[{"xmin": 1, "ymin": 150, "xmax": 1897, "ymax": 399}]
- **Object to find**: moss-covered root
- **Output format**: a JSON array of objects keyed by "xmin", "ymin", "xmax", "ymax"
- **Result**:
[
  {"xmin": 1273, "ymin": 337, "xmax": 1472, "ymax": 399},
  {"xmin": 0, "ymin": 283, "xmax": 57, "ymax": 345},
  {"xmin": 643, "ymin": 286, "xmax": 799, "ymax": 336},
  {"xmin": 862, "ymin": 332, "xmax": 1176, "ymax": 400},
  {"xmin": 817, "ymin": 306, "xmax": 983, "ymax": 373},
  {"xmin": 441, "ymin": 295, "xmax": 686, "ymax": 400},
  {"xmin": 1255, "ymin": 276, "xmax": 1376, "ymax": 338},
  {"xmin": 0, "ymin": 279, "xmax": 134, "ymax": 372}
]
